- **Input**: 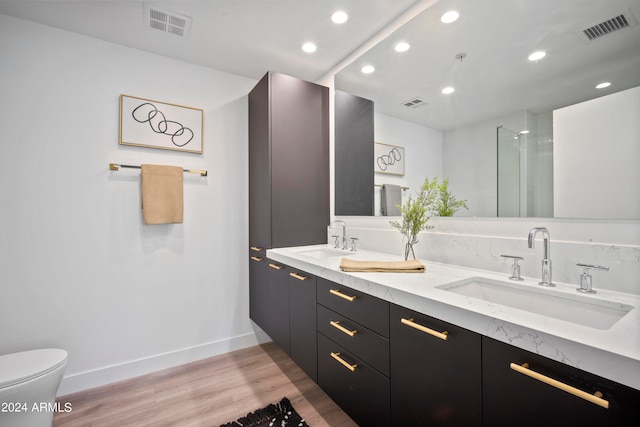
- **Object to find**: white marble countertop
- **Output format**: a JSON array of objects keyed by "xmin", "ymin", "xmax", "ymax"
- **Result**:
[{"xmin": 268, "ymin": 244, "xmax": 640, "ymax": 390}]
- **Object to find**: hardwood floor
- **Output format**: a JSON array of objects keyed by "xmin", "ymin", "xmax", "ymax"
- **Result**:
[{"xmin": 54, "ymin": 342, "xmax": 357, "ymax": 427}]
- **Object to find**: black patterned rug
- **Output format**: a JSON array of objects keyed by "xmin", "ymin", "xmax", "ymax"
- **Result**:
[{"xmin": 219, "ymin": 397, "xmax": 309, "ymax": 427}]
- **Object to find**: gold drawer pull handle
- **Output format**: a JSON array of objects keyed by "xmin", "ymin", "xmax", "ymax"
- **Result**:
[
  {"xmin": 250, "ymin": 246, "xmax": 263, "ymax": 252},
  {"xmin": 250, "ymin": 256, "xmax": 263, "ymax": 262},
  {"xmin": 330, "ymin": 321, "xmax": 357, "ymax": 337},
  {"xmin": 330, "ymin": 352, "xmax": 357, "ymax": 372},
  {"xmin": 290, "ymin": 272, "xmax": 308, "ymax": 281},
  {"xmin": 401, "ymin": 318, "xmax": 449, "ymax": 341},
  {"xmin": 510, "ymin": 363, "xmax": 609, "ymax": 409},
  {"xmin": 268, "ymin": 263, "xmax": 283, "ymax": 270},
  {"xmin": 330, "ymin": 289, "xmax": 356, "ymax": 302}
]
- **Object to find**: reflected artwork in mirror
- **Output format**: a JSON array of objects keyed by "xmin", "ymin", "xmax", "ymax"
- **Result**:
[{"xmin": 335, "ymin": 0, "xmax": 640, "ymax": 219}]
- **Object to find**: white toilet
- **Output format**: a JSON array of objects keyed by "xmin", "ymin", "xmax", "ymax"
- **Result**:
[{"xmin": 0, "ymin": 349, "xmax": 68, "ymax": 427}]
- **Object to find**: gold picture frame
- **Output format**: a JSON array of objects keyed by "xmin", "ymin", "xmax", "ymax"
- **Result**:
[{"xmin": 119, "ymin": 94, "xmax": 203, "ymax": 154}]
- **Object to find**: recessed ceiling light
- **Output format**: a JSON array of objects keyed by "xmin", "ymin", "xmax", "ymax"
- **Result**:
[
  {"xmin": 596, "ymin": 82, "xmax": 612, "ymax": 89},
  {"xmin": 361, "ymin": 65, "xmax": 375, "ymax": 74},
  {"xmin": 394, "ymin": 42, "xmax": 410, "ymax": 52},
  {"xmin": 528, "ymin": 51, "xmax": 546, "ymax": 61},
  {"xmin": 442, "ymin": 86, "xmax": 455, "ymax": 95},
  {"xmin": 332, "ymin": 11, "xmax": 348, "ymax": 24},
  {"xmin": 302, "ymin": 42, "xmax": 317, "ymax": 53},
  {"xmin": 441, "ymin": 11, "xmax": 459, "ymax": 24}
]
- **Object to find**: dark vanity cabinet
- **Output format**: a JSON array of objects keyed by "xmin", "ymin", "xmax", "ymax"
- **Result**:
[
  {"xmin": 248, "ymin": 252, "xmax": 270, "ymax": 337},
  {"xmin": 334, "ymin": 90, "xmax": 374, "ymax": 216},
  {"xmin": 390, "ymin": 304, "xmax": 482, "ymax": 426},
  {"xmin": 483, "ymin": 336, "xmax": 640, "ymax": 427},
  {"xmin": 249, "ymin": 255, "xmax": 318, "ymax": 380},
  {"xmin": 251, "ymin": 260, "xmax": 640, "ymax": 427},
  {"xmin": 289, "ymin": 269, "xmax": 317, "ymax": 382},
  {"xmin": 316, "ymin": 278, "xmax": 391, "ymax": 426},
  {"xmin": 249, "ymin": 257, "xmax": 290, "ymax": 353}
]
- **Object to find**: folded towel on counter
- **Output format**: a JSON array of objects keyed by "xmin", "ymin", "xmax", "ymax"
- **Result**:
[
  {"xmin": 381, "ymin": 184, "xmax": 402, "ymax": 216},
  {"xmin": 339, "ymin": 258, "xmax": 426, "ymax": 273},
  {"xmin": 141, "ymin": 164, "xmax": 184, "ymax": 225}
]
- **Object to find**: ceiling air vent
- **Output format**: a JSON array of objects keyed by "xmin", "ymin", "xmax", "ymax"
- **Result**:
[
  {"xmin": 403, "ymin": 97, "xmax": 428, "ymax": 109},
  {"xmin": 579, "ymin": 10, "xmax": 637, "ymax": 41},
  {"xmin": 144, "ymin": 4, "xmax": 192, "ymax": 38}
]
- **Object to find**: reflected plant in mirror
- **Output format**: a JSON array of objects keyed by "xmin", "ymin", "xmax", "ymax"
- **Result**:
[{"xmin": 429, "ymin": 176, "xmax": 469, "ymax": 217}]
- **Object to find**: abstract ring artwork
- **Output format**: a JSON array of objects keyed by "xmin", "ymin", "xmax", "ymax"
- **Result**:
[
  {"xmin": 119, "ymin": 94, "xmax": 204, "ymax": 154},
  {"xmin": 374, "ymin": 142, "xmax": 405, "ymax": 176}
]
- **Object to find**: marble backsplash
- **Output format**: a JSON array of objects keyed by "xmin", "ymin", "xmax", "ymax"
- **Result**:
[{"xmin": 332, "ymin": 216, "xmax": 640, "ymax": 295}]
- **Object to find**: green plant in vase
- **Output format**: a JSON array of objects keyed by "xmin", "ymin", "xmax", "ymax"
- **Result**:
[
  {"xmin": 390, "ymin": 177, "xmax": 439, "ymax": 260},
  {"xmin": 390, "ymin": 176, "xmax": 468, "ymax": 260}
]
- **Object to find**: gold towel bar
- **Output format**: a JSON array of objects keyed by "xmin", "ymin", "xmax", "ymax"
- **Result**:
[{"xmin": 109, "ymin": 163, "xmax": 207, "ymax": 177}]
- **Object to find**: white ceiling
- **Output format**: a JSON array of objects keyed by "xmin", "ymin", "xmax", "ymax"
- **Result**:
[
  {"xmin": 336, "ymin": 0, "xmax": 640, "ymax": 130},
  {"xmin": 2, "ymin": 0, "xmax": 639, "ymax": 131},
  {"xmin": 0, "ymin": 0, "xmax": 423, "ymax": 83}
]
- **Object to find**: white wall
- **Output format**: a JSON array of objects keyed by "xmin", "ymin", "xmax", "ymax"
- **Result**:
[
  {"xmin": 0, "ymin": 14, "xmax": 265, "ymax": 395},
  {"xmin": 443, "ymin": 117, "xmax": 501, "ymax": 217},
  {"xmin": 374, "ymin": 113, "xmax": 443, "ymax": 215},
  {"xmin": 554, "ymin": 86, "xmax": 640, "ymax": 219}
]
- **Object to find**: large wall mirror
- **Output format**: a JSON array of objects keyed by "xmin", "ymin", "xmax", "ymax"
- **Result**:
[{"xmin": 335, "ymin": 0, "xmax": 640, "ymax": 219}]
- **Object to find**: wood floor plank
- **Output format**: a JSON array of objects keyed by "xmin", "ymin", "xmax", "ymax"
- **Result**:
[{"xmin": 54, "ymin": 342, "xmax": 357, "ymax": 426}]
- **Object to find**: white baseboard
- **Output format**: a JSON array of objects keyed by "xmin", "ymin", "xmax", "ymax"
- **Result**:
[{"xmin": 57, "ymin": 329, "xmax": 271, "ymax": 397}]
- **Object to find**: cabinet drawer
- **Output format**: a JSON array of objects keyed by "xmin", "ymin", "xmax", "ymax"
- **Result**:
[
  {"xmin": 317, "ymin": 277, "xmax": 389, "ymax": 337},
  {"xmin": 318, "ymin": 333, "xmax": 390, "ymax": 427},
  {"xmin": 483, "ymin": 336, "xmax": 640, "ymax": 427},
  {"xmin": 318, "ymin": 304, "xmax": 389, "ymax": 377}
]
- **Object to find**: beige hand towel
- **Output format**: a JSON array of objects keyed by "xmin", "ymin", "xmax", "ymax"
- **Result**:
[
  {"xmin": 339, "ymin": 258, "xmax": 426, "ymax": 273},
  {"xmin": 141, "ymin": 164, "xmax": 184, "ymax": 225}
]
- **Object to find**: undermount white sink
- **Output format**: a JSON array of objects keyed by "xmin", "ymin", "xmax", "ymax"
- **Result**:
[
  {"xmin": 437, "ymin": 277, "xmax": 633, "ymax": 330},
  {"xmin": 295, "ymin": 247, "xmax": 352, "ymax": 259}
]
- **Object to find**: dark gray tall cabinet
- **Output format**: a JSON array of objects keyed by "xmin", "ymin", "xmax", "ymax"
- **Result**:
[
  {"xmin": 334, "ymin": 90, "xmax": 374, "ymax": 216},
  {"xmin": 249, "ymin": 71, "xmax": 329, "ymax": 251},
  {"xmin": 248, "ymin": 72, "xmax": 329, "ymax": 360}
]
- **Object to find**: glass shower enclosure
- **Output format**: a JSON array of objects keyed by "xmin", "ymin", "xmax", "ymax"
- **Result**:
[
  {"xmin": 497, "ymin": 127, "xmax": 522, "ymax": 216},
  {"xmin": 497, "ymin": 125, "xmax": 553, "ymax": 217}
]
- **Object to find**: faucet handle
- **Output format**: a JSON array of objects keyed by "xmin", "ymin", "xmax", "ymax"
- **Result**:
[
  {"xmin": 350, "ymin": 237, "xmax": 359, "ymax": 252},
  {"xmin": 331, "ymin": 235, "xmax": 340, "ymax": 248},
  {"xmin": 501, "ymin": 254, "xmax": 524, "ymax": 281},
  {"xmin": 576, "ymin": 263, "xmax": 609, "ymax": 294}
]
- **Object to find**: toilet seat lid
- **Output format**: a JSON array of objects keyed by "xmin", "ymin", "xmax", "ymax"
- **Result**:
[{"xmin": 0, "ymin": 348, "xmax": 68, "ymax": 388}]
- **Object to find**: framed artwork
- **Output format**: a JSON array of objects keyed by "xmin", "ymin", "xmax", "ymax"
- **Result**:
[
  {"xmin": 119, "ymin": 94, "xmax": 204, "ymax": 154},
  {"xmin": 374, "ymin": 142, "xmax": 405, "ymax": 176}
]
